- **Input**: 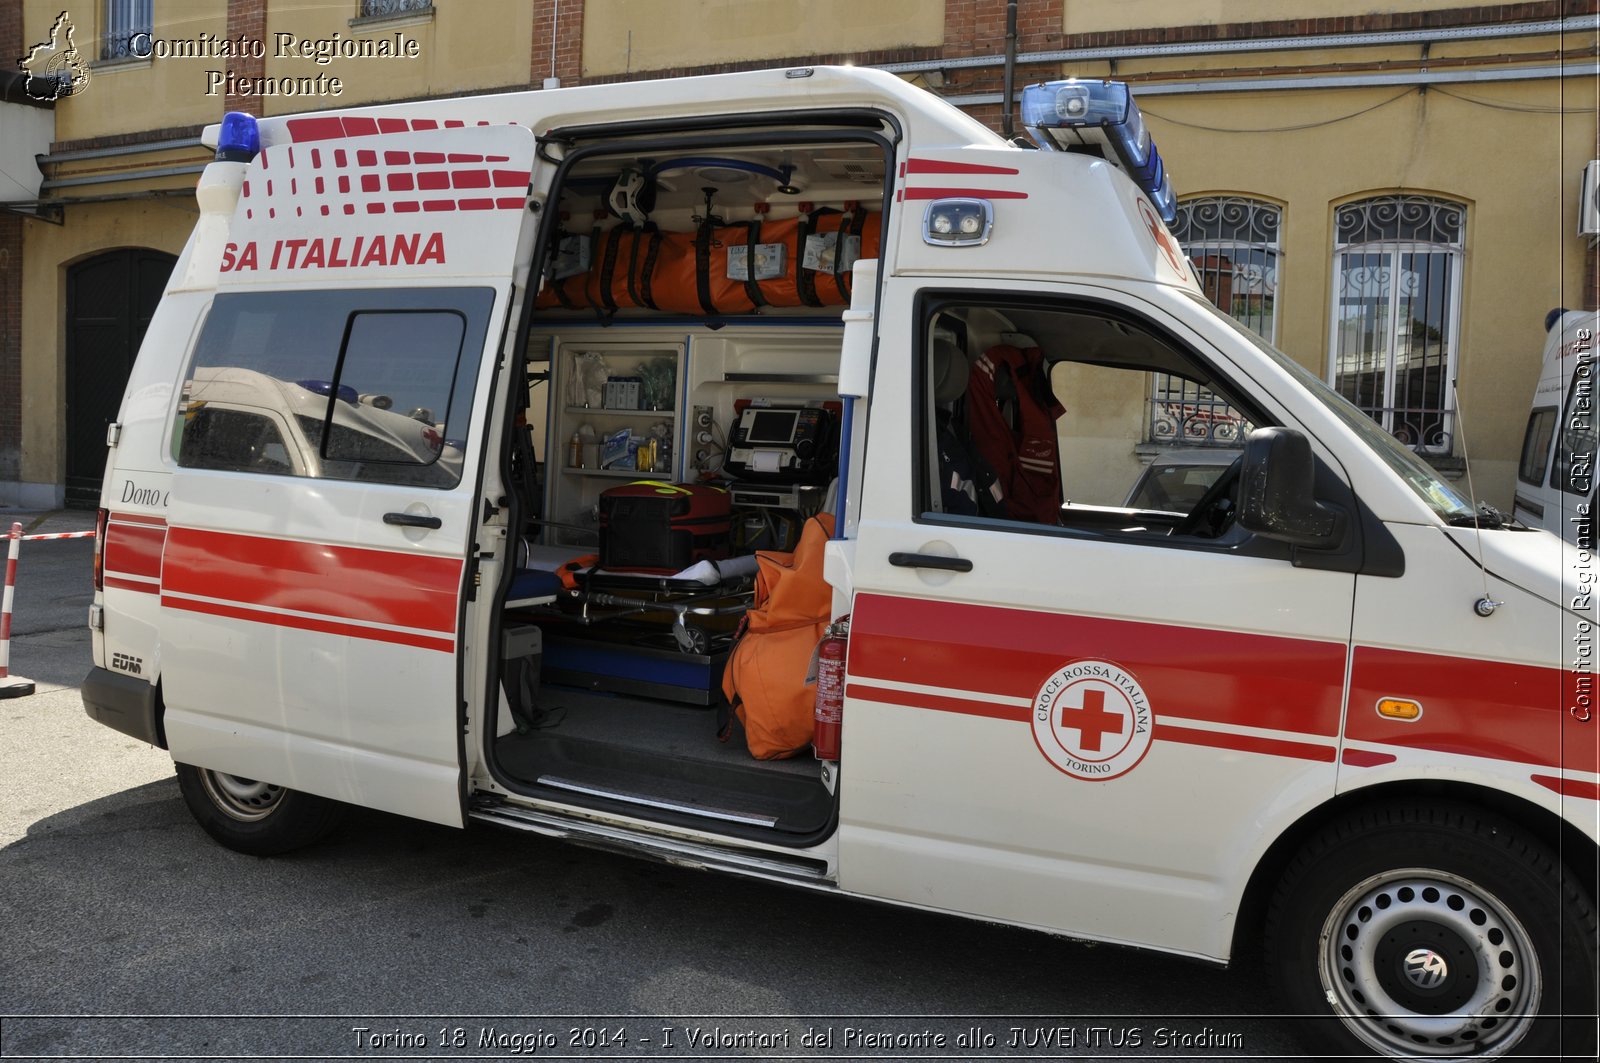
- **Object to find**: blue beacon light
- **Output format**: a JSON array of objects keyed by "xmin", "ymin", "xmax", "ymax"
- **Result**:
[
  {"xmin": 215, "ymin": 111, "xmax": 261, "ymax": 163},
  {"xmin": 1020, "ymin": 79, "xmax": 1176, "ymax": 224}
]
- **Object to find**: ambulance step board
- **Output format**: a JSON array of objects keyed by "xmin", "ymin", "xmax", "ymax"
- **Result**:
[
  {"xmin": 535, "ymin": 774, "xmax": 778, "ymax": 827},
  {"xmin": 470, "ymin": 802, "xmax": 832, "ymax": 885}
]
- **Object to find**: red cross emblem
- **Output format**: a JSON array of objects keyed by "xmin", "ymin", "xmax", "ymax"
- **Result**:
[
  {"xmin": 1138, "ymin": 199, "xmax": 1187, "ymax": 276},
  {"xmin": 1059, "ymin": 687, "xmax": 1125, "ymax": 753},
  {"xmin": 422, "ymin": 427, "xmax": 443, "ymax": 450},
  {"xmin": 1032, "ymin": 660, "xmax": 1154, "ymax": 780}
]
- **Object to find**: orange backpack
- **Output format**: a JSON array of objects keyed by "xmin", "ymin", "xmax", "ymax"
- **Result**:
[{"xmin": 720, "ymin": 513, "xmax": 836, "ymax": 759}]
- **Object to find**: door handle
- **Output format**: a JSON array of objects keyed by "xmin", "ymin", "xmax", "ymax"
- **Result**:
[
  {"xmin": 889, "ymin": 551, "xmax": 972, "ymax": 573},
  {"xmin": 383, "ymin": 512, "xmax": 442, "ymax": 530}
]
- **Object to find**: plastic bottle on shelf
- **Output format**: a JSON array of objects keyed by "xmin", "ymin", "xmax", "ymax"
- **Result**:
[{"xmin": 569, "ymin": 432, "xmax": 583, "ymax": 468}]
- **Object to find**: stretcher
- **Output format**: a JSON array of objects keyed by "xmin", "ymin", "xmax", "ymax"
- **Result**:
[{"xmin": 507, "ymin": 544, "xmax": 757, "ymax": 654}]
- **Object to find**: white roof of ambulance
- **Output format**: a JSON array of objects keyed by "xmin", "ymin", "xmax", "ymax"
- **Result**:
[{"xmin": 197, "ymin": 66, "xmax": 1198, "ymax": 293}]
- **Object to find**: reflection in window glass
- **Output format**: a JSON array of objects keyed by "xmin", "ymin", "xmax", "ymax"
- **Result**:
[
  {"xmin": 1554, "ymin": 374, "xmax": 1598, "ymax": 497},
  {"xmin": 920, "ymin": 297, "xmax": 1257, "ymax": 542},
  {"xmin": 176, "ymin": 288, "xmax": 494, "ymax": 488},
  {"xmin": 1159, "ymin": 196, "xmax": 1277, "ymax": 448},
  {"xmin": 1518, "ymin": 408, "xmax": 1557, "ymax": 486},
  {"xmin": 179, "ymin": 406, "xmax": 294, "ymax": 474},
  {"xmin": 1173, "ymin": 196, "xmax": 1281, "ymax": 343},
  {"xmin": 1330, "ymin": 195, "xmax": 1464, "ymax": 455},
  {"xmin": 1203, "ymin": 295, "xmax": 1475, "ymax": 522}
]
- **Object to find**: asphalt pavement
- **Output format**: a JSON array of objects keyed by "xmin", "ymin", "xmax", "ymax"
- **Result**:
[{"xmin": 0, "ymin": 508, "xmax": 1304, "ymax": 1061}]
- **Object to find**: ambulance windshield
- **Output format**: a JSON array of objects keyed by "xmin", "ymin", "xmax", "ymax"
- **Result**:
[{"xmin": 1197, "ymin": 297, "xmax": 1477, "ymax": 523}]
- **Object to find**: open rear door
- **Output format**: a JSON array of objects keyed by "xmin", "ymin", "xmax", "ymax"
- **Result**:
[{"xmin": 159, "ymin": 123, "xmax": 536, "ymax": 827}]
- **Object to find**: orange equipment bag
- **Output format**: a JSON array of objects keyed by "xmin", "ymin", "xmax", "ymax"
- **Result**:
[
  {"xmin": 719, "ymin": 513, "xmax": 836, "ymax": 759},
  {"xmin": 537, "ymin": 210, "xmax": 881, "ymax": 316}
]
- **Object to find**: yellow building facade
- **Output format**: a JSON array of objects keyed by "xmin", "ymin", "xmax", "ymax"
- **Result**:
[{"xmin": 3, "ymin": 0, "xmax": 1595, "ymax": 509}]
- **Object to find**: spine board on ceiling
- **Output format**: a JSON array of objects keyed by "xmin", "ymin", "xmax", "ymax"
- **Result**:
[{"xmin": 537, "ymin": 210, "xmax": 882, "ymax": 316}]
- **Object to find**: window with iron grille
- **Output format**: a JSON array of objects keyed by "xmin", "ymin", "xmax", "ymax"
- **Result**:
[
  {"xmin": 358, "ymin": 0, "xmax": 433, "ymax": 17},
  {"xmin": 100, "ymin": 0, "xmax": 152, "ymax": 60},
  {"xmin": 1149, "ymin": 196, "xmax": 1280, "ymax": 448},
  {"xmin": 1330, "ymin": 194, "xmax": 1464, "ymax": 455}
]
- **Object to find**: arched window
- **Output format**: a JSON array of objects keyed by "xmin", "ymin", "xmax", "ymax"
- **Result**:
[
  {"xmin": 1173, "ymin": 195, "xmax": 1282, "ymax": 342},
  {"xmin": 1148, "ymin": 196, "xmax": 1280, "ymax": 447},
  {"xmin": 1330, "ymin": 194, "xmax": 1465, "ymax": 454}
]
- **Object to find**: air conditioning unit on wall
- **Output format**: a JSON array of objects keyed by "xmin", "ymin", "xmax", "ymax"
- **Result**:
[{"xmin": 1580, "ymin": 159, "xmax": 1600, "ymax": 237}]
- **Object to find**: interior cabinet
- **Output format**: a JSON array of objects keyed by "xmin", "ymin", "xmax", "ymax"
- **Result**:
[{"xmin": 545, "ymin": 340, "xmax": 685, "ymax": 546}]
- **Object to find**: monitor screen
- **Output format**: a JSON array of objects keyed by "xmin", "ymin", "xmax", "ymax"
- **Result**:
[{"xmin": 745, "ymin": 409, "xmax": 799, "ymax": 444}]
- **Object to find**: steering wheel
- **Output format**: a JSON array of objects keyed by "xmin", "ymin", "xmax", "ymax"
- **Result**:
[{"xmin": 1173, "ymin": 456, "xmax": 1243, "ymax": 538}]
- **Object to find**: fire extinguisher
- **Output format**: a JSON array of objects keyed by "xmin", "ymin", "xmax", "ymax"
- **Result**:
[{"xmin": 811, "ymin": 615, "xmax": 849, "ymax": 761}]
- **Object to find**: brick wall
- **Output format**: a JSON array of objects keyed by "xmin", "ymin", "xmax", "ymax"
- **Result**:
[
  {"xmin": 532, "ymin": 0, "xmax": 586, "ymax": 87},
  {"xmin": 226, "ymin": 0, "xmax": 267, "ymax": 114},
  {"xmin": 1059, "ymin": 1, "xmax": 1597, "ymax": 49},
  {"xmin": 563, "ymin": 1, "xmax": 1598, "ymax": 135},
  {"xmin": 943, "ymin": 0, "xmax": 1065, "ymax": 134},
  {"xmin": 1, "ymin": 0, "xmax": 24, "ymax": 491}
]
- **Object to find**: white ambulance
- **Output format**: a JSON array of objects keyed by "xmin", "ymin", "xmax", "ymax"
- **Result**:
[
  {"xmin": 1515, "ymin": 308, "xmax": 1596, "ymax": 548},
  {"xmin": 81, "ymin": 67, "xmax": 1596, "ymax": 1058}
]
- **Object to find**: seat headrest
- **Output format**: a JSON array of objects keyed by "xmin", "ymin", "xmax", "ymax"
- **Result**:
[{"xmin": 931, "ymin": 334, "xmax": 970, "ymax": 405}]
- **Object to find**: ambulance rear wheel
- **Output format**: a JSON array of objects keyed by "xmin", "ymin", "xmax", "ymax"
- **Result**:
[
  {"xmin": 1265, "ymin": 803, "xmax": 1597, "ymax": 1059},
  {"xmin": 175, "ymin": 763, "xmax": 345, "ymax": 856}
]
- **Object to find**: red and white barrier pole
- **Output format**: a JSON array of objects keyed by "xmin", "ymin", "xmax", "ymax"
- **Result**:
[{"xmin": 1, "ymin": 521, "xmax": 37, "ymax": 699}]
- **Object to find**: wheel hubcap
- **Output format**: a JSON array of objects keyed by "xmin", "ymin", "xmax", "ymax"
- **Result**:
[
  {"xmin": 199, "ymin": 770, "xmax": 285, "ymax": 822},
  {"xmin": 1319, "ymin": 869, "xmax": 1540, "ymax": 1055},
  {"xmin": 1403, "ymin": 946, "xmax": 1450, "ymax": 991}
]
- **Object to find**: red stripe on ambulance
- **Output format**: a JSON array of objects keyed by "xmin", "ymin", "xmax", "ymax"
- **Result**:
[
  {"xmin": 159, "ymin": 594, "xmax": 455, "ymax": 653},
  {"xmin": 162, "ymin": 527, "xmax": 461, "ymax": 634},
  {"xmin": 1530, "ymin": 774, "xmax": 1600, "ymax": 801},
  {"xmin": 103, "ymin": 517, "xmax": 165, "ymax": 582},
  {"xmin": 902, "ymin": 186, "xmax": 1028, "ymax": 200},
  {"xmin": 1155, "ymin": 723, "xmax": 1336, "ymax": 763},
  {"xmin": 846, "ymin": 682, "xmax": 1030, "ymax": 723},
  {"xmin": 1345, "ymin": 646, "xmax": 1595, "ymax": 775},
  {"xmin": 105, "ymin": 576, "xmax": 159, "ymax": 596},
  {"xmin": 848, "ymin": 593, "xmax": 1347, "ymax": 737},
  {"xmin": 108, "ymin": 512, "xmax": 166, "ymax": 526},
  {"xmin": 905, "ymin": 158, "xmax": 1021, "ymax": 176},
  {"xmin": 848, "ymin": 681, "xmax": 1343, "ymax": 763}
]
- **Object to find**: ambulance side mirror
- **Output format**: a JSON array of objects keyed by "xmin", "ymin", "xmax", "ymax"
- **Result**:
[{"xmin": 1238, "ymin": 427, "xmax": 1342, "ymax": 548}]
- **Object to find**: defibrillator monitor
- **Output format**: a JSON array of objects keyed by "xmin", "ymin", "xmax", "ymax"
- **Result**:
[
  {"xmin": 725, "ymin": 403, "xmax": 836, "ymax": 484},
  {"xmin": 742, "ymin": 408, "xmax": 801, "ymax": 445}
]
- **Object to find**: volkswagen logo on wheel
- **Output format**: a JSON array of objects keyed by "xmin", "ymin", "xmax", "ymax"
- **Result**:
[{"xmin": 1403, "ymin": 947, "xmax": 1449, "ymax": 990}]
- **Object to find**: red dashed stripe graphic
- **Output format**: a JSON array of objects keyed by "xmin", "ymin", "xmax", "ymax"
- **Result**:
[
  {"xmin": 239, "ymin": 136, "xmax": 529, "ymax": 219},
  {"xmin": 284, "ymin": 115, "xmax": 497, "ymax": 142}
]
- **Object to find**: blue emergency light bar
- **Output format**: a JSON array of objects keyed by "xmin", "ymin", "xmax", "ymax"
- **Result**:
[
  {"xmin": 1020, "ymin": 79, "xmax": 1176, "ymax": 224},
  {"xmin": 215, "ymin": 111, "xmax": 261, "ymax": 163},
  {"xmin": 296, "ymin": 379, "xmax": 359, "ymax": 404}
]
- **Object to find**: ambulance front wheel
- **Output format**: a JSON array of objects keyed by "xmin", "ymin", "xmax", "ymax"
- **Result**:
[
  {"xmin": 1266, "ymin": 803, "xmax": 1598, "ymax": 1059},
  {"xmin": 175, "ymin": 763, "xmax": 345, "ymax": 856}
]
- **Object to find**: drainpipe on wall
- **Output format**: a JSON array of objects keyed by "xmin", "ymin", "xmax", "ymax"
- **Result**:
[
  {"xmin": 1002, "ymin": 0, "xmax": 1018, "ymax": 140},
  {"xmin": 544, "ymin": 0, "xmax": 561, "ymax": 90}
]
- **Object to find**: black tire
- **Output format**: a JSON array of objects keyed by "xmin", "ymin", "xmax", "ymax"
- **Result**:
[
  {"xmin": 1264, "ymin": 803, "xmax": 1598, "ymax": 1059},
  {"xmin": 175, "ymin": 763, "xmax": 345, "ymax": 856}
]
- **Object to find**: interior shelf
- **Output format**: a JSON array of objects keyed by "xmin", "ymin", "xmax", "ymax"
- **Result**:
[
  {"xmin": 563, "ymin": 406, "xmax": 676, "ymax": 418},
  {"xmin": 559, "ymin": 466, "xmax": 673, "ymax": 480}
]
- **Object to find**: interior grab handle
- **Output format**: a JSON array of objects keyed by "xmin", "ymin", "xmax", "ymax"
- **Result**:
[
  {"xmin": 383, "ymin": 512, "xmax": 442, "ymax": 530},
  {"xmin": 889, "ymin": 551, "xmax": 973, "ymax": 573}
]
